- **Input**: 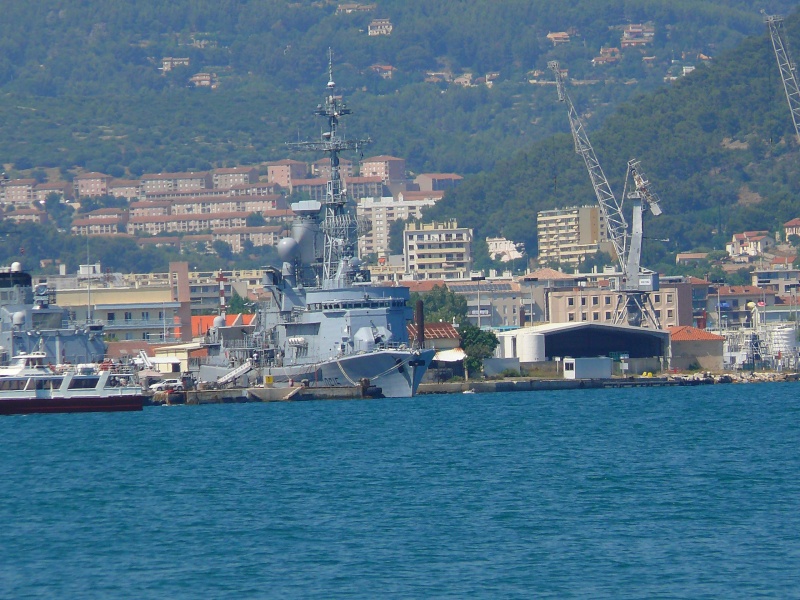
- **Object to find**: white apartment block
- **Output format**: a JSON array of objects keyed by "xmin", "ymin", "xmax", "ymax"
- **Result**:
[
  {"xmin": 357, "ymin": 191, "xmax": 443, "ymax": 257},
  {"xmin": 404, "ymin": 219, "xmax": 472, "ymax": 280},
  {"xmin": 537, "ymin": 205, "xmax": 611, "ymax": 266}
]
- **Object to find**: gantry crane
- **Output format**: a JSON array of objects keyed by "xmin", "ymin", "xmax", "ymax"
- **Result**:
[
  {"xmin": 548, "ymin": 61, "xmax": 662, "ymax": 328},
  {"xmin": 763, "ymin": 11, "xmax": 800, "ymax": 144}
]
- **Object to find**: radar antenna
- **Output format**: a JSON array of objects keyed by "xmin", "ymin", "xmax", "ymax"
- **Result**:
[{"xmin": 289, "ymin": 49, "xmax": 371, "ymax": 285}]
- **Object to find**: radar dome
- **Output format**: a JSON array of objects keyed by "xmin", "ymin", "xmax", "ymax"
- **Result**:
[
  {"xmin": 213, "ymin": 315, "xmax": 225, "ymax": 328},
  {"xmin": 277, "ymin": 237, "xmax": 299, "ymax": 262},
  {"xmin": 12, "ymin": 311, "xmax": 26, "ymax": 326},
  {"xmin": 350, "ymin": 257, "xmax": 362, "ymax": 270},
  {"xmin": 10, "ymin": 262, "xmax": 21, "ymax": 273}
]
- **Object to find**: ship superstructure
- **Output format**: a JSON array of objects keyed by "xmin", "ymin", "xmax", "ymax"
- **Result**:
[{"xmin": 198, "ymin": 52, "xmax": 435, "ymax": 397}]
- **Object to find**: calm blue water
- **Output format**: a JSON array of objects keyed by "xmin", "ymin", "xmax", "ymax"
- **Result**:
[{"xmin": 2, "ymin": 383, "xmax": 800, "ymax": 599}]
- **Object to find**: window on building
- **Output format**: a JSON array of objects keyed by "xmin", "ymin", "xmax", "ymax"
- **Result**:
[
  {"xmin": 592, "ymin": 296, "xmax": 599, "ymax": 306},
  {"xmin": 581, "ymin": 312, "xmax": 588, "ymax": 321},
  {"xmin": 592, "ymin": 312, "xmax": 599, "ymax": 320},
  {"xmin": 107, "ymin": 313, "xmax": 115, "ymax": 322},
  {"xmin": 667, "ymin": 294, "xmax": 673, "ymax": 303},
  {"xmin": 142, "ymin": 311, "xmax": 149, "ymax": 321},
  {"xmin": 604, "ymin": 296, "xmax": 611, "ymax": 305},
  {"xmin": 581, "ymin": 297, "xmax": 587, "ymax": 306},
  {"xmin": 568, "ymin": 297, "xmax": 574, "ymax": 306},
  {"xmin": 667, "ymin": 309, "xmax": 674, "ymax": 318},
  {"xmin": 124, "ymin": 312, "xmax": 132, "ymax": 321},
  {"xmin": 605, "ymin": 311, "xmax": 612, "ymax": 320},
  {"xmin": 568, "ymin": 312, "xmax": 575, "ymax": 322},
  {"xmin": 654, "ymin": 294, "xmax": 661, "ymax": 303}
]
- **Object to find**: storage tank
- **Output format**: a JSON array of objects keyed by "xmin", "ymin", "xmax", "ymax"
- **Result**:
[{"xmin": 519, "ymin": 331, "xmax": 546, "ymax": 363}]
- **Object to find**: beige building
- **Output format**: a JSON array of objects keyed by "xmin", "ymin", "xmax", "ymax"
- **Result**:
[
  {"xmin": 128, "ymin": 212, "xmax": 250, "ymax": 235},
  {"xmin": 73, "ymin": 172, "xmax": 113, "ymax": 198},
  {"xmin": 360, "ymin": 155, "xmax": 405, "ymax": 184},
  {"xmin": 546, "ymin": 281, "xmax": 692, "ymax": 329},
  {"xmin": 448, "ymin": 277, "xmax": 523, "ymax": 327},
  {"xmin": 537, "ymin": 205, "xmax": 611, "ymax": 266},
  {"xmin": 140, "ymin": 172, "xmax": 213, "ymax": 195},
  {"xmin": 212, "ymin": 167, "xmax": 260, "ymax": 190},
  {"xmin": 357, "ymin": 191, "xmax": 443, "ymax": 257},
  {"xmin": 268, "ymin": 160, "xmax": 307, "ymax": 187},
  {"xmin": 669, "ymin": 326, "xmax": 724, "ymax": 371},
  {"xmin": 404, "ymin": 219, "xmax": 472, "ymax": 280},
  {"xmin": 212, "ymin": 226, "xmax": 287, "ymax": 253},
  {"xmin": 2, "ymin": 179, "xmax": 37, "ymax": 206}
]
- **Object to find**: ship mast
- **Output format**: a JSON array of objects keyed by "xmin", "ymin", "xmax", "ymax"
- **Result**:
[{"xmin": 290, "ymin": 49, "xmax": 371, "ymax": 286}]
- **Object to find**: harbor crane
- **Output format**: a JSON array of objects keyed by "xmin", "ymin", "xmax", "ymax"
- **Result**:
[
  {"xmin": 763, "ymin": 11, "xmax": 800, "ymax": 144},
  {"xmin": 548, "ymin": 61, "xmax": 663, "ymax": 328}
]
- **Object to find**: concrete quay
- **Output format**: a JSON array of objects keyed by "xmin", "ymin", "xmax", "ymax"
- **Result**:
[{"xmin": 144, "ymin": 374, "xmax": 755, "ymax": 406}]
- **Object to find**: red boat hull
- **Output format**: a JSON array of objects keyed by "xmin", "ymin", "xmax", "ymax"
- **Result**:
[{"xmin": 0, "ymin": 395, "xmax": 144, "ymax": 415}]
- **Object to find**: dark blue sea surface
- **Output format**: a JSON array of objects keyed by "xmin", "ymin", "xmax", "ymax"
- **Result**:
[{"xmin": 2, "ymin": 383, "xmax": 800, "ymax": 598}]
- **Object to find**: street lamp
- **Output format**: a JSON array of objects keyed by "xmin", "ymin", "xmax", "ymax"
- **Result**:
[{"xmin": 471, "ymin": 274, "xmax": 485, "ymax": 327}]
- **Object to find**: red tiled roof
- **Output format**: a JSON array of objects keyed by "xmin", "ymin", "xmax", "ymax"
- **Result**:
[
  {"xmin": 669, "ymin": 326, "xmax": 724, "ymax": 341},
  {"xmin": 399, "ymin": 280, "xmax": 447, "ymax": 293}
]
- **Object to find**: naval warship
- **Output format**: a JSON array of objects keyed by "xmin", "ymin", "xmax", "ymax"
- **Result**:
[{"xmin": 198, "ymin": 53, "xmax": 435, "ymax": 397}]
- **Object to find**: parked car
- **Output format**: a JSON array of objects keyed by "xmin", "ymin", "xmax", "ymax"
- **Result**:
[{"xmin": 149, "ymin": 379, "xmax": 184, "ymax": 392}]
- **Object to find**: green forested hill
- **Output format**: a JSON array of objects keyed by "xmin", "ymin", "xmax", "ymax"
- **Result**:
[
  {"xmin": 426, "ymin": 13, "xmax": 800, "ymax": 270},
  {"xmin": 1, "ymin": 1, "xmax": 800, "ymax": 274},
  {"xmin": 0, "ymin": 0, "xmax": 796, "ymax": 177}
]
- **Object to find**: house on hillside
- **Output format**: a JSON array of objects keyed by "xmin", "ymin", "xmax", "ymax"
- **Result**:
[{"xmin": 726, "ymin": 231, "xmax": 775, "ymax": 260}]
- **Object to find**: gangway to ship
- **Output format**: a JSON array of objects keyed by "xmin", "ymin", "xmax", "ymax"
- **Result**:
[{"xmin": 217, "ymin": 359, "xmax": 253, "ymax": 386}]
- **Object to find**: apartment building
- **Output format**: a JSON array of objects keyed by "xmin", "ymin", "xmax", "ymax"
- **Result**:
[
  {"xmin": 360, "ymin": 155, "xmax": 405, "ymax": 184},
  {"xmin": 140, "ymin": 172, "xmax": 213, "ymax": 195},
  {"xmin": 128, "ymin": 212, "xmax": 250, "ymax": 235},
  {"xmin": 212, "ymin": 167, "xmax": 260, "ymax": 190},
  {"xmin": 108, "ymin": 179, "xmax": 141, "ymax": 200},
  {"xmin": 547, "ymin": 281, "xmax": 692, "ymax": 329},
  {"xmin": 73, "ymin": 172, "xmax": 113, "ymax": 198},
  {"xmin": 267, "ymin": 159, "xmax": 307, "ymax": 187},
  {"xmin": 357, "ymin": 191, "xmax": 443, "ymax": 257},
  {"xmin": 414, "ymin": 173, "xmax": 463, "ymax": 192},
  {"xmin": 34, "ymin": 182, "xmax": 72, "ymax": 204},
  {"xmin": 2, "ymin": 179, "xmax": 37, "ymax": 206},
  {"xmin": 71, "ymin": 208, "xmax": 129, "ymax": 236},
  {"xmin": 212, "ymin": 226, "xmax": 287, "ymax": 253},
  {"xmin": 537, "ymin": 205, "xmax": 611, "ymax": 266},
  {"xmin": 404, "ymin": 219, "xmax": 472, "ymax": 280}
]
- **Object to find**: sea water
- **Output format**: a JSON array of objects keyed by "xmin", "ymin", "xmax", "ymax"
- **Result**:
[{"xmin": 1, "ymin": 383, "xmax": 799, "ymax": 598}]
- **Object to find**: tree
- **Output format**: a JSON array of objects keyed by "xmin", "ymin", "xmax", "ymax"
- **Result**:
[
  {"xmin": 459, "ymin": 324, "xmax": 499, "ymax": 378},
  {"xmin": 410, "ymin": 284, "xmax": 468, "ymax": 325},
  {"xmin": 388, "ymin": 218, "xmax": 407, "ymax": 255},
  {"xmin": 212, "ymin": 240, "xmax": 233, "ymax": 260},
  {"xmin": 228, "ymin": 290, "xmax": 254, "ymax": 314},
  {"xmin": 246, "ymin": 212, "xmax": 267, "ymax": 227}
]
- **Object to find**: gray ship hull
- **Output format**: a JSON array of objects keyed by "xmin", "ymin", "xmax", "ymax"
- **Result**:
[{"xmin": 200, "ymin": 348, "xmax": 435, "ymax": 398}]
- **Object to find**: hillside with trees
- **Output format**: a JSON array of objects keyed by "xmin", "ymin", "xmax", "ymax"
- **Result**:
[
  {"xmin": 424, "ymin": 12, "xmax": 800, "ymax": 272},
  {"xmin": 0, "ymin": 0, "xmax": 795, "ymax": 178},
  {"xmin": 1, "ymin": 1, "xmax": 800, "ymax": 274}
]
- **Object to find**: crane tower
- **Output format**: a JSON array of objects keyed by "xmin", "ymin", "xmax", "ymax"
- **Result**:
[
  {"xmin": 548, "ymin": 61, "xmax": 662, "ymax": 328},
  {"xmin": 764, "ymin": 12, "xmax": 800, "ymax": 144}
]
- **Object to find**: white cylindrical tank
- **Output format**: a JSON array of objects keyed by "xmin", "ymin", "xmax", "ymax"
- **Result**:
[{"xmin": 519, "ymin": 332, "xmax": 546, "ymax": 362}]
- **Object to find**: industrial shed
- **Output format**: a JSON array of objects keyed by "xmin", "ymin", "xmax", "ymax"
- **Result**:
[{"xmin": 495, "ymin": 322, "xmax": 670, "ymax": 374}]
